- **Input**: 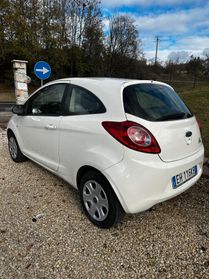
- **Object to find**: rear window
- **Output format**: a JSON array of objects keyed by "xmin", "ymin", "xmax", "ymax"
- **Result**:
[{"xmin": 123, "ymin": 83, "xmax": 193, "ymax": 121}]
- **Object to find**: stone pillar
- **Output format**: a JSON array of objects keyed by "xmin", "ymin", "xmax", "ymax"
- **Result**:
[{"xmin": 12, "ymin": 60, "xmax": 29, "ymax": 104}]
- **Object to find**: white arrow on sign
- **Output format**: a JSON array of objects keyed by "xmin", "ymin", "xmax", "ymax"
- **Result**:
[{"xmin": 36, "ymin": 67, "xmax": 49, "ymax": 75}]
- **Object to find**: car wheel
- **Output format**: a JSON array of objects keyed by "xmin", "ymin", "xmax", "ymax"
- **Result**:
[
  {"xmin": 8, "ymin": 134, "xmax": 27, "ymax": 162},
  {"xmin": 79, "ymin": 170, "xmax": 124, "ymax": 228}
]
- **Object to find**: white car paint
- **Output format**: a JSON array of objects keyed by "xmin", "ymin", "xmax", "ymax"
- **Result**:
[
  {"xmin": 7, "ymin": 78, "xmax": 204, "ymax": 215},
  {"xmin": 18, "ymin": 115, "xmax": 61, "ymax": 171},
  {"xmin": 127, "ymin": 113, "xmax": 203, "ymax": 162}
]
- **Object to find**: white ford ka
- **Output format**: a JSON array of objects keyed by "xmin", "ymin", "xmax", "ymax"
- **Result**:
[{"xmin": 7, "ymin": 78, "xmax": 204, "ymax": 228}]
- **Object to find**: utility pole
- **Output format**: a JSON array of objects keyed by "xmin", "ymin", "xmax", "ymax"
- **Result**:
[{"xmin": 155, "ymin": 35, "xmax": 159, "ymax": 65}]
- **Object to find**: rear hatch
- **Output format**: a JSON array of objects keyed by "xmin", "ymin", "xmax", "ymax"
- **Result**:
[{"xmin": 123, "ymin": 82, "xmax": 202, "ymax": 162}]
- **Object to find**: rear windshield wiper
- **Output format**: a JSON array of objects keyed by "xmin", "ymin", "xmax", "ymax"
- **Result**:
[{"xmin": 156, "ymin": 112, "xmax": 191, "ymax": 121}]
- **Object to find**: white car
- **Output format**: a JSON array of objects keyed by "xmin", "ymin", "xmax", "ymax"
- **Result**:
[{"xmin": 7, "ymin": 78, "xmax": 204, "ymax": 228}]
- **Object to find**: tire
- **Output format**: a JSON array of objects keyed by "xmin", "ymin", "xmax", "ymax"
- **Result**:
[
  {"xmin": 8, "ymin": 133, "xmax": 27, "ymax": 162},
  {"xmin": 79, "ymin": 170, "xmax": 124, "ymax": 228}
]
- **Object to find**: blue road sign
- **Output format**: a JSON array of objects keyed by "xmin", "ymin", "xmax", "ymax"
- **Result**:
[{"xmin": 34, "ymin": 61, "xmax": 51, "ymax": 80}]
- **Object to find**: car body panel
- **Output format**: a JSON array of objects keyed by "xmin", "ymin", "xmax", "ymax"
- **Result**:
[
  {"xmin": 103, "ymin": 145, "xmax": 204, "ymax": 213},
  {"xmin": 125, "ymin": 113, "xmax": 203, "ymax": 162},
  {"xmin": 17, "ymin": 115, "xmax": 62, "ymax": 171},
  {"xmin": 58, "ymin": 114, "xmax": 125, "ymax": 186}
]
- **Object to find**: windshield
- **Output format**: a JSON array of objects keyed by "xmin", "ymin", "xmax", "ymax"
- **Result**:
[{"xmin": 123, "ymin": 83, "xmax": 193, "ymax": 121}]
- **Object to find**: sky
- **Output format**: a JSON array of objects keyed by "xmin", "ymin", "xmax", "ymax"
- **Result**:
[{"xmin": 101, "ymin": 0, "xmax": 209, "ymax": 63}]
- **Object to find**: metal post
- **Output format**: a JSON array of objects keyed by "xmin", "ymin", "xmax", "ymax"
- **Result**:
[
  {"xmin": 41, "ymin": 79, "xmax": 43, "ymax": 87},
  {"xmin": 155, "ymin": 36, "xmax": 159, "ymax": 66},
  {"xmin": 12, "ymin": 60, "xmax": 29, "ymax": 104}
]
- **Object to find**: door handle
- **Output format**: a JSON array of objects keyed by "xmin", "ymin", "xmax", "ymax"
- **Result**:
[{"xmin": 45, "ymin": 124, "xmax": 57, "ymax": 130}]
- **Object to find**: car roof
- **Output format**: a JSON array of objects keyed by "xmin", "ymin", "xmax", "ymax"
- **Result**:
[
  {"xmin": 45, "ymin": 77, "xmax": 170, "ymax": 99},
  {"xmin": 46, "ymin": 77, "xmax": 168, "ymax": 88}
]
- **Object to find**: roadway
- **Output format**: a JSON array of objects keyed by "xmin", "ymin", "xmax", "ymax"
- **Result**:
[{"xmin": 0, "ymin": 102, "xmax": 15, "ymax": 112}]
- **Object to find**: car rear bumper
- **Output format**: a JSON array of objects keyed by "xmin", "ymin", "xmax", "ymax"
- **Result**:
[{"xmin": 103, "ymin": 146, "xmax": 204, "ymax": 214}]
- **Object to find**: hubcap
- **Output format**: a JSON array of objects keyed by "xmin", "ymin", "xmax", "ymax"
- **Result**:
[
  {"xmin": 83, "ymin": 180, "xmax": 109, "ymax": 222},
  {"xmin": 9, "ymin": 137, "xmax": 18, "ymax": 159}
]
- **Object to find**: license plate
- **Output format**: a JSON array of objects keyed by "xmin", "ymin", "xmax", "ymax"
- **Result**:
[{"xmin": 172, "ymin": 165, "xmax": 197, "ymax": 189}]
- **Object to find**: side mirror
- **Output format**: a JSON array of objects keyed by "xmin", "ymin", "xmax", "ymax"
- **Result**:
[{"xmin": 12, "ymin": 105, "xmax": 25, "ymax": 116}]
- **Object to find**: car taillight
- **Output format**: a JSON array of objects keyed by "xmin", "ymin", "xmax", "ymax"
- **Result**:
[{"xmin": 102, "ymin": 121, "xmax": 161, "ymax": 154}]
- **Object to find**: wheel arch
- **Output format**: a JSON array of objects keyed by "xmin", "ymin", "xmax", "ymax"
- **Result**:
[
  {"xmin": 7, "ymin": 127, "xmax": 27, "ymax": 162},
  {"xmin": 77, "ymin": 165, "xmax": 104, "ymax": 189},
  {"xmin": 7, "ymin": 128, "xmax": 15, "ymax": 138},
  {"xmin": 76, "ymin": 165, "xmax": 126, "ymax": 212},
  {"xmin": 7, "ymin": 122, "xmax": 24, "ymax": 152}
]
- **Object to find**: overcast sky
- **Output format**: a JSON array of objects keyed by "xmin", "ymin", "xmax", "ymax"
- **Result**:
[{"xmin": 101, "ymin": 0, "xmax": 209, "ymax": 62}]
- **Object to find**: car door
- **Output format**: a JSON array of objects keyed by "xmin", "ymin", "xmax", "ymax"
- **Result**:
[
  {"xmin": 18, "ymin": 83, "xmax": 67, "ymax": 171},
  {"xmin": 58, "ymin": 84, "xmax": 124, "ymax": 186}
]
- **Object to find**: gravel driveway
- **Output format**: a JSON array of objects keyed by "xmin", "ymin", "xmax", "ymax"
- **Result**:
[{"xmin": 0, "ymin": 128, "xmax": 209, "ymax": 279}]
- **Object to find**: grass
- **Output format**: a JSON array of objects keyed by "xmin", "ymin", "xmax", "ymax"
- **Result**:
[{"xmin": 1, "ymin": 82, "xmax": 209, "ymax": 156}]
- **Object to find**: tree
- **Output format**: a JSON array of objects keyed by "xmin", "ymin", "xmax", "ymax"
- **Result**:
[
  {"xmin": 65, "ymin": 0, "xmax": 91, "ymax": 47},
  {"xmin": 0, "ymin": 0, "xmax": 147, "ymax": 83},
  {"xmin": 106, "ymin": 15, "xmax": 143, "ymax": 77},
  {"xmin": 0, "ymin": 0, "xmax": 9, "ymax": 60},
  {"xmin": 202, "ymin": 55, "xmax": 209, "ymax": 78},
  {"xmin": 186, "ymin": 56, "xmax": 203, "ymax": 88},
  {"xmin": 165, "ymin": 60, "xmax": 177, "ymax": 82},
  {"xmin": 108, "ymin": 15, "xmax": 140, "ymax": 58},
  {"xmin": 82, "ymin": 0, "xmax": 104, "ymax": 76}
]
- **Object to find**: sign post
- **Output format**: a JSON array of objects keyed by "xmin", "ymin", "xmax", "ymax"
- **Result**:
[{"xmin": 34, "ymin": 61, "xmax": 51, "ymax": 86}]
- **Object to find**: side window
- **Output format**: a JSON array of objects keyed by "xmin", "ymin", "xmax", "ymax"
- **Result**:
[
  {"xmin": 67, "ymin": 86, "xmax": 106, "ymax": 115},
  {"xmin": 29, "ymin": 84, "xmax": 66, "ymax": 116}
]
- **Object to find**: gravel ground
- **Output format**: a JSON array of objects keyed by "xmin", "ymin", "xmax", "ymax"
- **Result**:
[{"xmin": 0, "ymin": 128, "xmax": 209, "ymax": 279}]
